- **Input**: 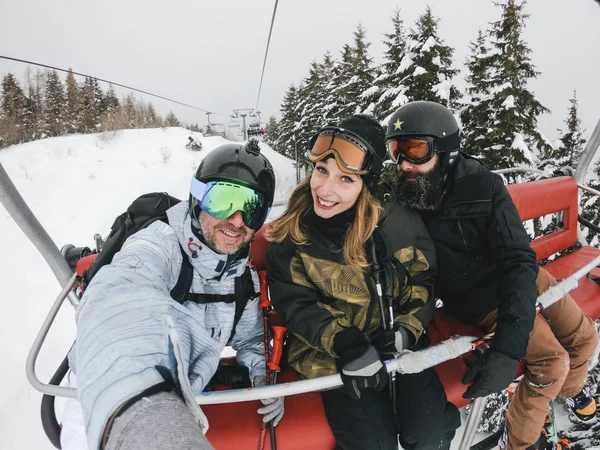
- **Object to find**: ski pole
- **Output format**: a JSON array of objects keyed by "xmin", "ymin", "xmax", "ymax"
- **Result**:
[
  {"xmin": 258, "ymin": 271, "xmax": 272, "ymax": 450},
  {"xmin": 266, "ymin": 325, "xmax": 287, "ymax": 450},
  {"xmin": 367, "ymin": 236, "xmax": 390, "ymax": 329},
  {"xmin": 367, "ymin": 235, "xmax": 396, "ymax": 414}
]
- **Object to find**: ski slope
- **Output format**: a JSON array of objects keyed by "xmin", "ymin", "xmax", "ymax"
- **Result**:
[{"xmin": 0, "ymin": 127, "xmax": 297, "ymax": 449}]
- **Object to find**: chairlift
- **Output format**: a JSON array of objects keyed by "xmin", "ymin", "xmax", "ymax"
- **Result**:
[
  {"xmin": 204, "ymin": 123, "xmax": 226, "ymax": 138},
  {"xmin": 228, "ymin": 118, "xmax": 240, "ymax": 128}
]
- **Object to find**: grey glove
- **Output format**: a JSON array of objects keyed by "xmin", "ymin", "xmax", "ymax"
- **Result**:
[
  {"xmin": 334, "ymin": 327, "xmax": 388, "ymax": 400},
  {"xmin": 253, "ymin": 375, "xmax": 285, "ymax": 426}
]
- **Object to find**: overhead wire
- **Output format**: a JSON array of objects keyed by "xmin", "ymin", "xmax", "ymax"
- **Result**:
[
  {"xmin": 0, "ymin": 54, "xmax": 230, "ymax": 117},
  {"xmin": 254, "ymin": 0, "xmax": 279, "ymax": 113}
]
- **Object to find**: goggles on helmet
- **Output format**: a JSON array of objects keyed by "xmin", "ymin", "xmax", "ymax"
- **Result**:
[
  {"xmin": 387, "ymin": 137, "xmax": 439, "ymax": 165},
  {"xmin": 190, "ymin": 177, "xmax": 270, "ymax": 230},
  {"xmin": 307, "ymin": 127, "xmax": 374, "ymax": 175}
]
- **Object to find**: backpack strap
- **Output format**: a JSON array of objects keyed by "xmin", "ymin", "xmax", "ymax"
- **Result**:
[
  {"xmin": 170, "ymin": 246, "xmax": 194, "ymax": 302},
  {"xmin": 171, "ymin": 256, "xmax": 256, "ymax": 339},
  {"xmin": 231, "ymin": 266, "xmax": 255, "ymax": 337}
]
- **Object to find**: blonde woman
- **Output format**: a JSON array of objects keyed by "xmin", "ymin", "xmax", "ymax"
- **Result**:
[{"xmin": 266, "ymin": 115, "xmax": 459, "ymax": 450}]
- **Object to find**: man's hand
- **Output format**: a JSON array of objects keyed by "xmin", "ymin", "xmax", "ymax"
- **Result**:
[
  {"xmin": 462, "ymin": 349, "xmax": 520, "ymax": 399},
  {"xmin": 253, "ymin": 375, "xmax": 284, "ymax": 426},
  {"xmin": 334, "ymin": 327, "xmax": 388, "ymax": 400}
]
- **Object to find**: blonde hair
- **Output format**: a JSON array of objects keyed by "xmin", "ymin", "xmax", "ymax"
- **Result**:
[{"xmin": 266, "ymin": 175, "xmax": 383, "ymax": 269}]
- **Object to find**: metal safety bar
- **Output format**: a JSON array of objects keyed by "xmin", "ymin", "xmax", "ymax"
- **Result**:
[
  {"xmin": 458, "ymin": 397, "xmax": 489, "ymax": 450},
  {"xmin": 26, "ymin": 274, "xmax": 79, "ymax": 400}
]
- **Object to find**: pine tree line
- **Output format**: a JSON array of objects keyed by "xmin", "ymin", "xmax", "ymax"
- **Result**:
[
  {"xmin": 265, "ymin": 6, "xmax": 460, "ymax": 173},
  {"xmin": 264, "ymin": 0, "xmax": 599, "ymax": 241},
  {"xmin": 0, "ymin": 69, "xmax": 182, "ymax": 148}
]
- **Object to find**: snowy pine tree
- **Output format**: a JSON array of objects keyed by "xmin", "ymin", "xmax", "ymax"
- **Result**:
[
  {"xmin": 374, "ymin": 8, "xmax": 409, "ymax": 121},
  {"xmin": 397, "ymin": 7, "xmax": 461, "ymax": 110},
  {"xmin": 26, "ymin": 70, "xmax": 48, "ymax": 140},
  {"xmin": 104, "ymin": 84, "xmax": 120, "ymax": 115},
  {"xmin": 476, "ymin": 0, "xmax": 550, "ymax": 172},
  {"xmin": 275, "ymin": 83, "xmax": 302, "ymax": 160},
  {"xmin": 145, "ymin": 102, "xmax": 161, "ymax": 127},
  {"xmin": 581, "ymin": 158, "xmax": 600, "ymax": 247},
  {"xmin": 263, "ymin": 115, "xmax": 279, "ymax": 148},
  {"xmin": 99, "ymin": 84, "xmax": 122, "ymax": 131},
  {"xmin": 327, "ymin": 25, "xmax": 377, "ymax": 120},
  {"xmin": 80, "ymin": 76, "xmax": 104, "ymax": 132},
  {"xmin": 296, "ymin": 52, "xmax": 336, "ymax": 154},
  {"xmin": 121, "ymin": 94, "xmax": 137, "ymax": 129},
  {"xmin": 461, "ymin": 29, "xmax": 496, "ymax": 158},
  {"xmin": 45, "ymin": 70, "xmax": 66, "ymax": 137},
  {"xmin": 539, "ymin": 89, "xmax": 586, "ymax": 172},
  {"xmin": 0, "ymin": 73, "xmax": 28, "ymax": 144},
  {"xmin": 165, "ymin": 110, "xmax": 180, "ymax": 127}
]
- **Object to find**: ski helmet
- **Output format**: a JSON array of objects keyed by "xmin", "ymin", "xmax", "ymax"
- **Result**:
[
  {"xmin": 386, "ymin": 101, "xmax": 461, "ymax": 171},
  {"xmin": 308, "ymin": 114, "xmax": 386, "ymax": 192},
  {"xmin": 190, "ymin": 140, "xmax": 276, "ymax": 230}
]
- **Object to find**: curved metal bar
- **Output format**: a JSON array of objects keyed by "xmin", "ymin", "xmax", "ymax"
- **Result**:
[
  {"xmin": 491, "ymin": 166, "xmax": 547, "ymax": 177},
  {"xmin": 575, "ymin": 117, "xmax": 600, "ymax": 186},
  {"xmin": 578, "ymin": 183, "xmax": 600, "ymax": 197},
  {"xmin": 576, "ymin": 182, "xmax": 600, "ymax": 246},
  {"xmin": 195, "ymin": 335, "xmax": 478, "ymax": 405},
  {"xmin": 458, "ymin": 396, "xmax": 489, "ymax": 450},
  {"xmin": 26, "ymin": 274, "xmax": 79, "ymax": 399},
  {"xmin": 0, "ymin": 162, "xmax": 74, "ymax": 291}
]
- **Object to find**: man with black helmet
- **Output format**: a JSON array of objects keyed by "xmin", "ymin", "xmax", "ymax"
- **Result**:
[
  {"xmin": 385, "ymin": 101, "xmax": 598, "ymax": 450},
  {"xmin": 70, "ymin": 141, "xmax": 284, "ymax": 450}
]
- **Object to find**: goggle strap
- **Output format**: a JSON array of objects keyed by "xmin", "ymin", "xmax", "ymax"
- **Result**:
[{"xmin": 190, "ymin": 177, "xmax": 208, "ymax": 200}]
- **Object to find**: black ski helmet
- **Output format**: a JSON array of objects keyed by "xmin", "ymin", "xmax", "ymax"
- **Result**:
[
  {"xmin": 386, "ymin": 101, "xmax": 461, "ymax": 170},
  {"xmin": 190, "ymin": 139, "xmax": 276, "ymax": 230}
]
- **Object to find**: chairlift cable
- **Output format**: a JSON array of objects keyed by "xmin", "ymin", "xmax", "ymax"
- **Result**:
[
  {"xmin": 0, "ymin": 54, "xmax": 230, "ymax": 116},
  {"xmin": 254, "ymin": 0, "xmax": 279, "ymax": 112}
]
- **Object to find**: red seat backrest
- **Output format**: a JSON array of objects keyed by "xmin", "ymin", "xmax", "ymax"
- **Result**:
[
  {"xmin": 250, "ymin": 224, "xmax": 270, "ymax": 270},
  {"xmin": 506, "ymin": 176, "xmax": 579, "ymax": 261}
]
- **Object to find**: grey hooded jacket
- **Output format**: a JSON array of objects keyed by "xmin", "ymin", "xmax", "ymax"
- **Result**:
[{"xmin": 72, "ymin": 201, "xmax": 265, "ymax": 449}]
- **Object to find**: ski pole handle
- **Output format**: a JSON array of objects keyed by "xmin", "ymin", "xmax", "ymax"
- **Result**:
[
  {"xmin": 268, "ymin": 326, "xmax": 287, "ymax": 372},
  {"xmin": 258, "ymin": 271, "xmax": 271, "ymax": 310}
]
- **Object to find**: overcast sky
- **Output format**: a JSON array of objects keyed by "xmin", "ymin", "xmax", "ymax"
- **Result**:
[{"xmin": 1, "ymin": 0, "xmax": 599, "ymax": 143}]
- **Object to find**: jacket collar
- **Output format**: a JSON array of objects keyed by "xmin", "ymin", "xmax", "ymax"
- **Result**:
[{"xmin": 168, "ymin": 202, "xmax": 250, "ymax": 280}]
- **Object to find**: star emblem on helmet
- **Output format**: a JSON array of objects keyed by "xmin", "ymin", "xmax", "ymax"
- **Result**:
[{"xmin": 394, "ymin": 119, "xmax": 404, "ymax": 130}]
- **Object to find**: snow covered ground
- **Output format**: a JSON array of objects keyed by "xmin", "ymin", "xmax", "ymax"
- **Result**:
[
  {"xmin": 0, "ymin": 128, "xmax": 297, "ymax": 449},
  {"xmin": 0, "ymin": 128, "xmax": 598, "ymax": 449}
]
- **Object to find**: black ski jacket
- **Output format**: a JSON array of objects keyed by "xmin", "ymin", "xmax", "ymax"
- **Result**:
[
  {"xmin": 266, "ymin": 203, "xmax": 436, "ymax": 379},
  {"xmin": 421, "ymin": 154, "xmax": 538, "ymax": 360}
]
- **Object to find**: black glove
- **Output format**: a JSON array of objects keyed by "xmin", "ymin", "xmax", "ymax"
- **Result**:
[
  {"xmin": 462, "ymin": 349, "xmax": 520, "ymax": 399},
  {"xmin": 370, "ymin": 324, "xmax": 415, "ymax": 358},
  {"xmin": 334, "ymin": 327, "xmax": 388, "ymax": 400}
]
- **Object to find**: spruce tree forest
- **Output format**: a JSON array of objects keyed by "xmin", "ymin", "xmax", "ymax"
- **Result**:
[{"xmin": 262, "ymin": 1, "xmax": 600, "ymax": 246}]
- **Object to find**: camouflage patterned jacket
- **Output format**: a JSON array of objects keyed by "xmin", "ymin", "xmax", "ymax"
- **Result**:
[{"xmin": 265, "ymin": 197, "xmax": 436, "ymax": 379}]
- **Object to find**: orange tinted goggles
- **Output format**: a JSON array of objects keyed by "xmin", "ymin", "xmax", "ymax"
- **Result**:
[
  {"xmin": 387, "ymin": 138, "xmax": 436, "ymax": 164},
  {"xmin": 308, "ymin": 128, "xmax": 371, "ymax": 174}
]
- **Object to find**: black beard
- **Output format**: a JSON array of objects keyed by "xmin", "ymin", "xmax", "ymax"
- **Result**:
[{"xmin": 393, "ymin": 160, "xmax": 445, "ymax": 211}]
